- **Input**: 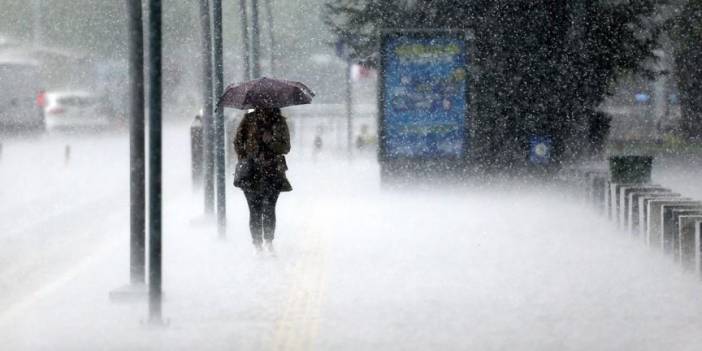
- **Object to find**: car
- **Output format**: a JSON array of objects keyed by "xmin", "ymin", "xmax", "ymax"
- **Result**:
[
  {"xmin": 0, "ymin": 59, "xmax": 45, "ymax": 133},
  {"xmin": 43, "ymin": 90, "xmax": 111, "ymax": 131}
]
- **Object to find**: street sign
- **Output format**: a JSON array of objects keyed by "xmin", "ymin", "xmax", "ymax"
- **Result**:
[{"xmin": 529, "ymin": 136, "xmax": 552, "ymax": 164}]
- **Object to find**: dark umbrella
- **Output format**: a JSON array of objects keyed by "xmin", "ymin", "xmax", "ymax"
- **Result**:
[{"xmin": 218, "ymin": 77, "xmax": 315, "ymax": 110}]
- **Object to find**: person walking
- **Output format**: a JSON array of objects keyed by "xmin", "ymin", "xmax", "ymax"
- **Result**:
[
  {"xmin": 233, "ymin": 107, "xmax": 292, "ymax": 254},
  {"xmin": 219, "ymin": 77, "xmax": 313, "ymax": 253}
]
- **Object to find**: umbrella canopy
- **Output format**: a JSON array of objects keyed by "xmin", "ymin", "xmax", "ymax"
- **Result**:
[{"xmin": 218, "ymin": 77, "xmax": 315, "ymax": 110}]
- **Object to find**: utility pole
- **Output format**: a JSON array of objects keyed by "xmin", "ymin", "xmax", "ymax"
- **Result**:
[
  {"xmin": 32, "ymin": 0, "xmax": 42, "ymax": 47},
  {"xmin": 263, "ymin": 0, "xmax": 276, "ymax": 76},
  {"xmin": 336, "ymin": 40, "xmax": 353, "ymax": 156},
  {"xmin": 212, "ymin": 0, "xmax": 227, "ymax": 237},
  {"xmin": 345, "ymin": 57, "xmax": 353, "ymax": 158},
  {"xmin": 108, "ymin": 0, "xmax": 147, "ymax": 303},
  {"xmin": 127, "ymin": 0, "xmax": 146, "ymax": 286},
  {"xmin": 250, "ymin": 0, "xmax": 261, "ymax": 78},
  {"xmin": 200, "ymin": 0, "xmax": 215, "ymax": 214},
  {"xmin": 239, "ymin": 0, "xmax": 251, "ymax": 80},
  {"xmin": 147, "ymin": 0, "xmax": 163, "ymax": 324}
]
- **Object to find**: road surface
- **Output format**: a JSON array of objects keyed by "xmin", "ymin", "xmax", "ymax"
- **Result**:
[{"xmin": 1, "ymin": 124, "xmax": 702, "ymax": 350}]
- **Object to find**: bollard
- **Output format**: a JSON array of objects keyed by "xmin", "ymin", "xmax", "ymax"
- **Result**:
[
  {"xmin": 584, "ymin": 170, "xmax": 607, "ymax": 206},
  {"xmin": 592, "ymin": 175, "xmax": 607, "ymax": 213},
  {"xmin": 646, "ymin": 199, "xmax": 698, "ymax": 248},
  {"xmin": 628, "ymin": 189, "xmax": 674, "ymax": 235},
  {"xmin": 576, "ymin": 168, "xmax": 598, "ymax": 200},
  {"xmin": 661, "ymin": 205, "xmax": 702, "ymax": 254},
  {"xmin": 679, "ymin": 215, "xmax": 702, "ymax": 271},
  {"xmin": 64, "ymin": 145, "xmax": 71, "ymax": 165},
  {"xmin": 618, "ymin": 185, "xmax": 664, "ymax": 229},
  {"xmin": 672, "ymin": 210, "xmax": 702, "ymax": 263},
  {"xmin": 191, "ymin": 115, "xmax": 203, "ymax": 189},
  {"xmin": 609, "ymin": 183, "xmax": 637, "ymax": 226},
  {"xmin": 639, "ymin": 195, "xmax": 684, "ymax": 239}
]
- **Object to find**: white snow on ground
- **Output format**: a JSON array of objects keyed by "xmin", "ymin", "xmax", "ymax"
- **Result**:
[{"xmin": 2, "ymin": 124, "xmax": 702, "ymax": 350}]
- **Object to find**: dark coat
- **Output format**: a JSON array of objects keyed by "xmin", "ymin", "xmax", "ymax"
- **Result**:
[{"xmin": 234, "ymin": 110, "xmax": 292, "ymax": 192}]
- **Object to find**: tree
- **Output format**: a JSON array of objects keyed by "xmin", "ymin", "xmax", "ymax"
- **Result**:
[
  {"xmin": 324, "ymin": 0, "xmax": 662, "ymax": 170},
  {"xmin": 671, "ymin": 0, "xmax": 702, "ymax": 141}
]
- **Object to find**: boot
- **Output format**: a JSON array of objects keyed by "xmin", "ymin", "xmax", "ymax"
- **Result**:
[{"xmin": 264, "ymin": 240, "xmax": 276, "ymax": 257}]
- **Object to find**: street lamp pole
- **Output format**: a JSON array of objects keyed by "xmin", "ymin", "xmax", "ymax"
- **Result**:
[
  {"xmin": 212, "ymin": 0, "xmax": 227, "ymax": 237},
  {"xmin": 263, "ymin": 0, "xmax": 276, "ymax": 76},
  {"xmin": 199, "ymin": 0, "xmax": 215, "ymax": 214},
  {"xmin": 127, "ymin": 0, "xmax": 146, "ymax": 286},
  {"xmin": 250, "ymin": 0, "xmax": 261, "ymax": 78},
  {"xmin": 345, "ymin": 55, "xmax": 353, "ymax": 158},
  {"xmin": 147, "ymin": 0, "xmax": 164, "ymax": 324},
  {"xmin": 32, "ymin": 0, "xmax": 42, "ymax": 47},
  {"xmin": 239, "ymin": 0, "xmax": 251, "ymax": 80}
]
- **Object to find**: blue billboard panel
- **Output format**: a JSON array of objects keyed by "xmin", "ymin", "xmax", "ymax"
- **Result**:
[{"xmin": 381, "ymin": 33, "xmax": 468, "ymax": 158}]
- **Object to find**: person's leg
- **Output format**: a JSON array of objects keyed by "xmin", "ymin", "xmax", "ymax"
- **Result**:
[
  {"xmin": 244, "ymin": 191, "xmax": 264, "ymax": 245},
  {"xmin": 262, "ymin": 190, "xmax": 281, "ymax": 242}
]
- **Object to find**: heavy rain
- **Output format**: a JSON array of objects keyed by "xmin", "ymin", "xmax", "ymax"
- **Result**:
[{"xmin": 1, "ymin": 1, "xmax": 702, "ymax": 350}]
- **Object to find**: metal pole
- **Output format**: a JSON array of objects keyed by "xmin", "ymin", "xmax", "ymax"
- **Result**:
[
  {"xmin": 263, "ymin": 0, "xmax": 275, "ymax": 76},
  {"xmin": 147, "ymin": 0, "xmax": 163, "ymax": 323},
  {"xmin": 212, "ymin": 0, "xmax": 227, "ymax": 237},
  {"xmin": 346, "ymin": 58, "xmax": 353, "ymax": 158},
  {"xmin": 32, "ymin": 0, "xmax": 42, "ymax": 47},
  {"xmin": 191, "ymin": 115, "xmax": 204, "ymax": 189},
  {"xmin": 127, "ymin": 0, "xmax": 146, "ymax": 286},
  {"xmin": 239, "ymin": 0, "xmax": 251, "ymax": 80},
  {"xmin": 250, "ymin": 0, "xmax": 261, "ymax": 78},
  {"xmin": 64, "ymin": 145, "xmax": 71, "ymax": 166},
  {"xmin": 200, "ymin": 0, "xmax": 215, "ymax": 214}
]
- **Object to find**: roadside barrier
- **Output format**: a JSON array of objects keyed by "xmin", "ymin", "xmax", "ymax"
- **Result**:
[{"xmin": 561, "ymin": 156, "xmax": 702, "ymax": 279}]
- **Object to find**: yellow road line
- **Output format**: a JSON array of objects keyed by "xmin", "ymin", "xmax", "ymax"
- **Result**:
[{"xmin": 271, "ymin": 203, "xmax": 331, "ymax": 351}]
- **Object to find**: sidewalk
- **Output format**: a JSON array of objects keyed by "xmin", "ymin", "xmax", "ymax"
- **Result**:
[{"xmin": 3, "ymin": 146, "xmax": 702, "ymax": 350}]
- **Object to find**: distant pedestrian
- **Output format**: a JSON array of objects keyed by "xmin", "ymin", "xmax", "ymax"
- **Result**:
[
  {"xmin": 234, "ymin": 107, "xmax": 292, "ymax": 254},
  {"xmin": 312, "ymin": 125, "xmax": 324, "ymax": 162},
  {"xmin": 314, "ymin": 134, "xmax": 323, "ymax": 151},
  {"xmin": 355, "ymin": 124, "xmax": 371, "ymax": 150},
  {"xmin": 355, "ymin": 124, "xmax": 377, "ymax": 153}
]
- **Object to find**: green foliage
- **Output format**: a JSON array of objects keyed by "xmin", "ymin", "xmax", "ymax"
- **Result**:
[
  {"xmin": 324, "ymin": 0, "xmax": 663, "ymax": 169},
  {"xmin": 670, "ymin": 0, "xmax": 702, "ymax": 141}
]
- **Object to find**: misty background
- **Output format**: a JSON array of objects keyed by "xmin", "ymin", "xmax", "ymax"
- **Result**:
[
  {"xmin": 2, "ymin": 1, "xmax": 702, "ymax": 350},
  {"xmin": 0, "ymin": 0, "xmax": 360, "ymax": 118},
  {"xmin": 2, "ymin": 0, "xmax": 700, "ymax": 169}
]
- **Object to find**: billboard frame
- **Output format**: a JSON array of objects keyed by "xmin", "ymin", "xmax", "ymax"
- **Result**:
[{"xmin": 377, "ymin": 29, "xmax": 475, "ymax": 178}]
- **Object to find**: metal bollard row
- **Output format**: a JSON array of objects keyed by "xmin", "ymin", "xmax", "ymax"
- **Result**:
[{"xmin": 561, "ymin": 157, "xmax": 702, "ymax": 280}]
